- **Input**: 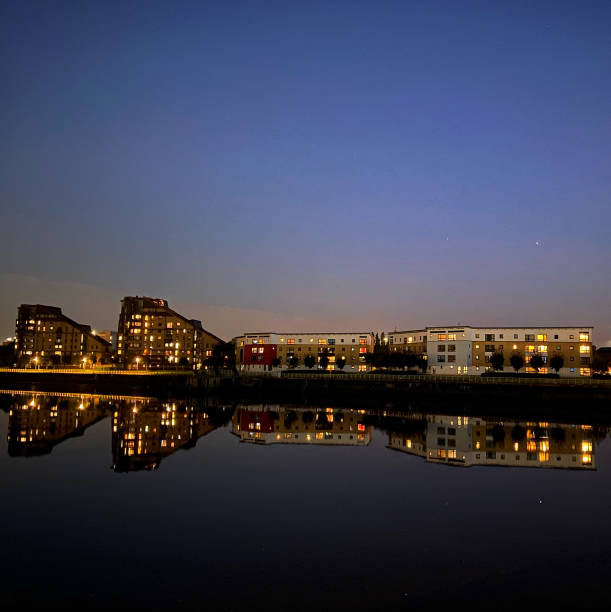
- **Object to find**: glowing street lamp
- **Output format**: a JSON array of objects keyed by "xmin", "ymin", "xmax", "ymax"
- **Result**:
[
  {"xmin": 33, "ymin": 356, "xmax": 39, "ymax": 369},
  {"xmin": 82, "ymin": 357, "xmax": 87, "ymax": 369},
  {"xmin": 135, "ymin": 357, "xmax": 140, "ymax": 370}
]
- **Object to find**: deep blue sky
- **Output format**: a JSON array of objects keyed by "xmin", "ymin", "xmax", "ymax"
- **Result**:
[{"xmin": 1, "ymin": 0, "xmax": 610, "ymax": 343}]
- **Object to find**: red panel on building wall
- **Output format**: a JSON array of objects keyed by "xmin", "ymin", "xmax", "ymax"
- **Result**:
[
  {"xmin": 244, "ymin": 344, "xmax": 277, "ymax": 365},
  {"xmin": 239, "ymin": 410, "xmax": 275, "ymax": 433}
]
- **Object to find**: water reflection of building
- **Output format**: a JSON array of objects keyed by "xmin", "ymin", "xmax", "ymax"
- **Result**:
[
  {"xmin": 6, "ymin": 393, "xmax": 108, "ymax": 457},
  {"xmin": 388, "ymin": 414, "xmax": 599, "ymax": 469},
  {"xmin": 232, "ymin": 406, "xmax": 371, "ymax": 445},
  {"xmin": 111, "ymin": 401, "xmax": 223, "ymax": 471}
]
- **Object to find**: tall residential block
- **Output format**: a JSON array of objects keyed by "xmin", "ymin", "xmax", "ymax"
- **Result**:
[
  {"xmin": 116, "ymin": 296, "xmax": 222, "ymax": 369},
  {"xmin": 15, "ymin": 304, "xmax": 111, "ymax": 367}
]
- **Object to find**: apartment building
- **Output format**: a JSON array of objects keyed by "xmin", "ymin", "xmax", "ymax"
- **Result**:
[
  {"xmin": 385, "ymin": 325, "xmax": 593, "ymax": 377},
  {"xmin": 15, "ymin": 304, "xmax": 111, "ymax": 367},
  {"xmin": 116, "ymin": 296, "xmax": 223, "ymax": 369},
  {"xmin": 387, "ymin": 329, "xmax": 427, "ymax": 356},
  {"xmin": 388, "ymin": 414, "xmax": 596, "ymax": 469},
  {"xmin": 232, "ymin": 406, "xmax": 371, "ymax": 445},
  {"xmin": 233, "ymin": 331, "xmax": 375, "ymax": 371},
  {"xmin": 425, "ymin": 326, "xmax": 593, "ymax": 377}
]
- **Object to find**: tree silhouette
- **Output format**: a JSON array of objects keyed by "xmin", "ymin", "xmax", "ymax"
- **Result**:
[
  {"xmin": 304, "ymin": 355, "xmax": 316, "ymax": 369},
  {"xmin": 549, "ymin": 354, "xmax": 564, "ymax": 373},
  {"xmin": 529, "ymin": 354, "xmax": 544, "ymax": 372},
  {"xmin": 489, "ymin": 352, "xmax": 505, "ymax": 371},
  {"xmin": 336, "ymin": 356, "xmax": 346, "ymax": 370},
  {"xmin": 510, "ymin": 353, "xmax": 524, "ymax": 373}
]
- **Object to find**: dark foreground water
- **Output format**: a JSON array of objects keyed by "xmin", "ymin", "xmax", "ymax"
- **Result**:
[{"xmin": 1, "ymin": 389, "xmax": 611, "ymax": 610}]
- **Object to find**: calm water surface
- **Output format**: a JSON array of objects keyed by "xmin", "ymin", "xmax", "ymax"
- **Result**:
[{"xmin": 1, "ymin": 389, "xmax": 611, "ymax": 610}]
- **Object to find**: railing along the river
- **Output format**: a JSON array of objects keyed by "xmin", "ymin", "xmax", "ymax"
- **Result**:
[{"xmin": 279, "ymin": 371, "xmax": 611, "ymax": 387}]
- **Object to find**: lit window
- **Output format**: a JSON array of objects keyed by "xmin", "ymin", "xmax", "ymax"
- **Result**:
[
  {"xmin": 437, "ymin": 333, "xmax": 447, "ymax": 341},
  {"xmin": 581, "ymin": 441, "xmax": 593, "ymax": 452},
  {"xmin": 579, "ymin": 333, "xmax": 589, "ymax": 342},
  {"xmin": 448, "ymin": 333, "xmax": 456, "ymax": 341},
  {"xmin": 579, "ymin": 345, "xmax": 590, "ymax": 354},
  {"xmin": 536, "ymin": 334, "xmax": 547, "ymax": 341}
]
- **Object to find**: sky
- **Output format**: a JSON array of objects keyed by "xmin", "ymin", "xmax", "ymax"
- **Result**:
[{"xmin": 1, "ymin": 0, "xmax": 610, "ymax": 344}]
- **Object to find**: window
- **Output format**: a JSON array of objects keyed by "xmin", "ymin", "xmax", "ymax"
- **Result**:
[
  {"xmin": 579, "ymin": 345, "xmax": 590, "ymax": 354},
  {"xmin": 475, "ymin": 334, "xmax": 480, "ymax": 339},
  {"xmin": 318, "ymin": 339, "xmax": 326, "ymax": 345},
  {"xmin": 514, "ymin": 334, "xmax": 518, "ymax": 339},
  {"xmin": 536, "ymin": 334, "xmax": 547, "ymax": 341},
  {"xmin": 579, "ymin": 333, "xmax": 589, "ymax": 342},
  {"xmin": 327, "ymin": 339, "xmax": 335, "ymax": 345},
  {"xmin": 580, "ymin": 368, "xmax": 591, "ymax": 376},
  {"xmin": 499, "ymin": 334, "xmax": 504, "ymax": 339},
  {"xmin": 437, "ymin": 333, "xmax": 447, "ymax": 341},
  {"xmin": 569, "ymin": 335, "xmax": 574, "ymax": 339},
  {"xmin": 485, "ymin": 345, "xmax": 495, "ymax": 352},
  {"xmin": 437, "ymin": 427, "xmax": 445, "ymax": 434},
  {"xmin": 525, "ymin": 334, "xmax": 535, "ymax": 341},
  {"xmin": 437, "ymin": 438, "xmax": 446, "ymax": 446},
  {"xmin": 438, "ymin": 345, "xmax": 446, "ymax": 352},
  {"xmin": 447, "ymin": 428, "xmax": 456, "ymax": 436},
  {"xmin": 448, "ymin": 333, "xmax": 456, "ymax": 341},
  {"xmin": 287, "ymin": 338, "xmax": 295, "ymax": 344},
  {"xmin": 554, "ymin": 334, "xmax": 558, "ymax": 340},
  {"xmin": 437, "ymin": 355, "xmax": 445, "ymax": 362},
  {"xmin": 485, "ymin": 334, "xmax": 495, "ymax": 341},
  {"xmin": 166, "ymin": 322, "xmax": 173, "ymax": 329},
  {"xmin": 447, "ymin": 344, "xmax": 456, "ymax": 352},
  {"xmin": 448, "ymin": 355, "xmax": 456, "ymax": 362}
]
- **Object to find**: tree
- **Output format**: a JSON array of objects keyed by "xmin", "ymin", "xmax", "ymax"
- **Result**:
[
  {"xmin": 549, "ymin": 354, "xmax": 564, "ymax": 373},
  {"xmin": 304, "ymin": 355, "xmax": 316, "ymax": 369},
  {"xmin": 510, "ymin": 353, "xmax": 524, "ymax": 373},
  {"xmin": 591, "ymin": 350, "xmax": 610, "ymax": 374},
  {"xmin": 511, "ymin": 424, "xmax": 526, "ymax": 442},
  {"xmin": 272, "ymin": 357, "xmax": 282, "ymax": 368},
  {"xmin": 491, "ymin": 424, "xmax": 506, "ymax": 443},
  {"xmin": 529, "ymin": 354, "xmax": 544, "ymax": 372},
  {"xmin": 178, "ymin": 356, "xmax": 189, "ymax": 368},
  {"xmin": 551, "ymin": 427, "xmax": 566, "ymax": 443},
  {"xmin": 417, "ymin": 356, "xmax": 428, "ymax": 373},
  {"xmin": 318, "ymin": 348, "xmax": 329, "ymax": 370},
  {"xmin": 405, "ymin": 352, "xmax": 418, "ymax": 370},
  {"xmin": 489, "ymin": 352, "xmax": 505, "ymax": 371},
  {"xmin": 336, "ymin": 356, "xmax": 346, "ymax": 370},
  {"xmin": 288, "ymin": 356, "xmax": 299, "ymax": 368},
  {"xmin": 302, "ymin": 411, "xmax": 314, "ymax": 423}
]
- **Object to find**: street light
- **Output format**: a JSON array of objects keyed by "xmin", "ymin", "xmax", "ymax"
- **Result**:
[
  {"xmin": 82, "ymin": 357, "xmax": 87, "ymax": 369},
  {"xmin": 33, "ymin": 356, "xmax": 39, "ymax": 369},
  {"xmin": 135, "ymin": 357, "xmax": 140, "ymax": 370}
]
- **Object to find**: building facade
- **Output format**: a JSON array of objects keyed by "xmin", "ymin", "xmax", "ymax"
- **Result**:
[
  {"xmin": 387, "ymin": 329, "xmax": 427, "ymax": 356},
  {"xmin": 15, "ymin": 304, "xmax": 111, "ymax": 367},
  {"xmin": 232, "ymin": 406, "xmax": 371, "ymax": 446},
  {"xmin": 385, "ymin": 325, "xmax": 593, "ymax": 377},
  {"xmin": 388, "ymin": 414, "xmax": 597, "ymax": 469},
  {"xmin": 116, "ymin": 296, "xmax": 223, "ymax": 369},
  {"xmin": 233, "ymin": 332, "xmax": 375, "ymax": 371}
]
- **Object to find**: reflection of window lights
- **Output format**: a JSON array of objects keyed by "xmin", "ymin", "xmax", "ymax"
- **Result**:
[{"xmin": 582, "ymin": 454, "xmax": 592, "ymax": 464}]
